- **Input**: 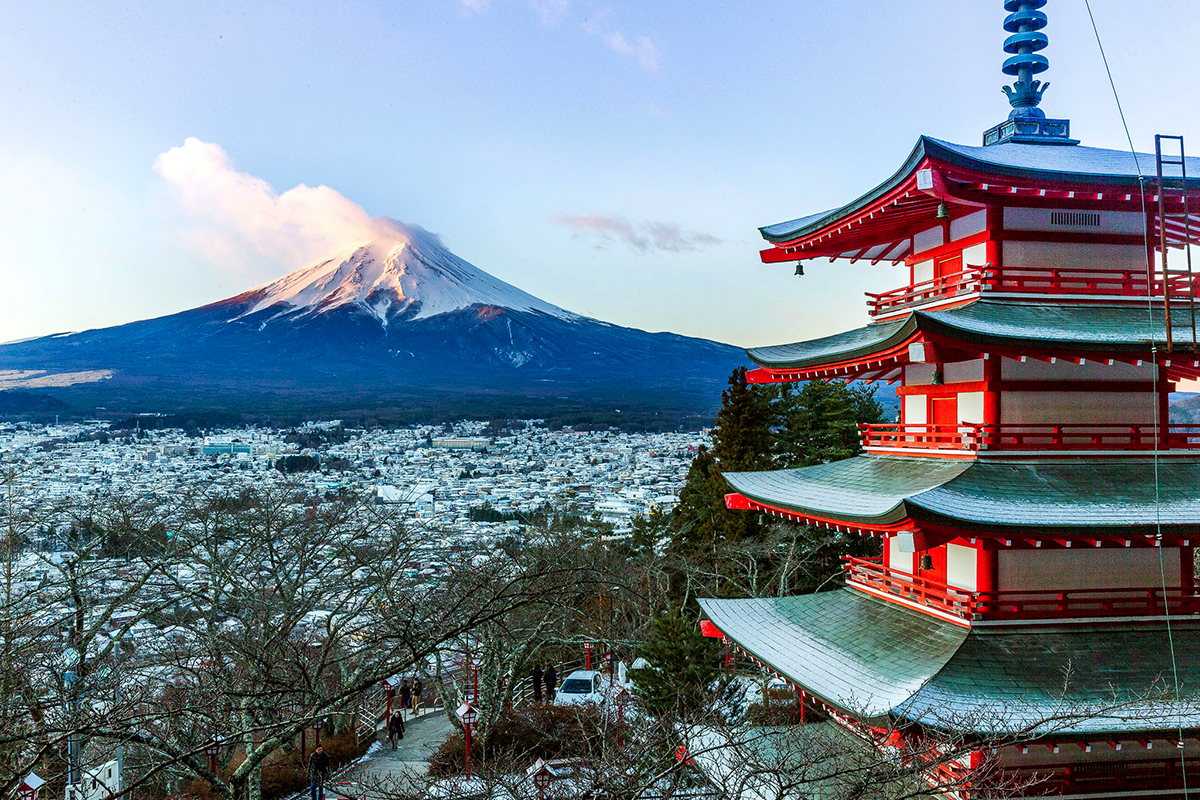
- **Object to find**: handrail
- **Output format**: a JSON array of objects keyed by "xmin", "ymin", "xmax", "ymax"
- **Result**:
[
  {"xmin": 865, "ymin": 264, "xmax": 1200, "ymax": 317},
  {"xmin": 842, "ymin": 555, "xmax": 1200, "ymax": 620},
  {"xmin": 859, "ymin": 423, "xmax": 1200, "ymax": 452}
]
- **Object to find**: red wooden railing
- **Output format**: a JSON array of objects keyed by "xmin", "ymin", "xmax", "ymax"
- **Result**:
[
  {"xmin": 865, "ymin": 264, "xmax": 1200, "ymax": 317},
  {"xmin": 859, "ymin": 423, "xmax": 1200, "ymax": 452},
  {"xmin": 844, "ymin": 561, "xmax": 1200, "ymax": 623},
  {"xmin": 843, "ymin": 556, "xmax": 1200, "ymax": 620}
]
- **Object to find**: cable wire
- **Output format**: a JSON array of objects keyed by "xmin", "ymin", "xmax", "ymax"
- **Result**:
[{"xmin": 1085, "ymin": 1, "xmax": 1190, "ymax": 786}]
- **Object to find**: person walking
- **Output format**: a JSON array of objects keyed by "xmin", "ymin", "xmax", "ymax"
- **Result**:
[
  {"xmin": 544, "ymin": 662, "xmax": 557, "ymax": 703},
  {"xmin": 398, "ymin": 678, "xmax": 412, "ymax": 714},
  {"xmin": 411, "ymin": 676, "xmax": 424, "ymax": 713},
  {"xmin": 531, "ymin": 664, "xmax": 544, "ymax": 703},
  {"xmin": 307, "ymin": 745, "xmax": 331, "ymax": 800},
  {"xmin": 387, "ymin": 711, "xmax": 405, "ymax": 750}
]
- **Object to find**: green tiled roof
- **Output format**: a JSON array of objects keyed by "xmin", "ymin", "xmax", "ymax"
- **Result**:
[
  {"xmin": 747, "ymin": 300, "xmax": 1183, "ymax": 371},
  {"xmin": 701, "ymin": 589, "xmax": 1200, "ymax": 735},
  {"xmin": 725, "ymin": 456, "xmax": 1200, "ymax": 534},
  {"xmin": 698, "ymin": 590, "xmax": 968, "ymax": 719},
  {"xmin": 905, "ymin": 621, "xmax": 1200, "ymax": 735},
  {"xmin": 724, "ymin": 456, "xmax": 971, "ymax": 526},
  {"xmin": 909, "ymin": 459, "xmax": 1200, "ymax": 532},
  {"xmin": 747, "ymin": 317, "xmax": 913, "ymax": 369}
]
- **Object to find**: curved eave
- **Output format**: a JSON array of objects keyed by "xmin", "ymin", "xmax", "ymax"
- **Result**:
[
  {"xmin": 744, "ymin": 301, "xmax": 1197, "ymax": 377},
  {"xmin": 759, "ymin": 137, "xmax": 930, "ymax": 244},
  {"xmin": 759, "ymin": 135, "xmax": 1200, "ymax": 246},
  {"xmin": 722, "ymin": 456, "xmax": 973, "ymax": 529},
  {"xmin": 745, "ymin": 315, "xmax": 917, "ymax": 371}
]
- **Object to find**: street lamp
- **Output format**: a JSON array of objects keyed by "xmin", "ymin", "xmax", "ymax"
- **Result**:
[
  {"xmin": 526, "ymin": 758, "xmax": 556, "ymax": 800},
  {"xmin": 584, "ymin": 641, "xmax": 594, "ymax": 671},
  {"xmin": 206, "ymin": 738, "xmax": 221, "ymax": 775},
  {"xmin": 312, "ymin": 719, "xmax": 324, "ymax": 747},
  {"xmin": 455, "ymin": 702, "xmax": 478, "ymax": 778}
]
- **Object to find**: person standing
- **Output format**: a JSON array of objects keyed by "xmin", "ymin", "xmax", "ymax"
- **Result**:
[
  {"xmin": 531, "ymin": 664, "xmax": 544, "ymax": 703},
  {"xmin": 398, "ymin": 678, "xmax": 412, "ymax": 714},
  {"xmin": 387, "ymin": 711, "xmax": 405, "ymax": 750},
  {"xmin": 307, "ymin": 745, "xmax": 330, "ymax": 800},
  {"xmin": 544, "ymin": 662, "xmax": 557, "ymax": 703},
  {"xmin": 411, "ymin": 676, "xmax": 424, "ymax": 712}
]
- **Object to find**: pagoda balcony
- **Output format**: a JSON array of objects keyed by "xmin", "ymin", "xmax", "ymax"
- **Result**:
[
  {"xmin": 866, "ymin": 265, "xmax": 1200, "ymax": 318},
  {"xmin": 859, "ymin": 423, "xmax": 1200, "ymax": 455},
  {"xmin": 842, "ymin": 556, "xmax": 1200, "ymax": 621}
]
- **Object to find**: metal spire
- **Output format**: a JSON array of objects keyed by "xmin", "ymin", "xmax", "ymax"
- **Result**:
[
  {"xmin": 1001, "ymin": 0, "xmax": 1050, "ymax": 117},
  {"xmin": 983, "ymin": 0, "xmax": 1078, "ymax": 146}
]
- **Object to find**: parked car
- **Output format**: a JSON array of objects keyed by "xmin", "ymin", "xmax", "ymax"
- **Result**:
[{"xmin": 555, "ymin": 670, "xmax": 608, "ymax": 706}]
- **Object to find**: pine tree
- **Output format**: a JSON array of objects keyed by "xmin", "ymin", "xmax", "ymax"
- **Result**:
[
  {"xmin": 669, "ymin": 368, "xmax": 773, "ymax": 556},
  {"xmin": 773, "ymin": 380, "xmax": 885, "ymax": 467},
  {"xmin": 629, "ymin": 607, "xmax": 721, "ymax": 716}
]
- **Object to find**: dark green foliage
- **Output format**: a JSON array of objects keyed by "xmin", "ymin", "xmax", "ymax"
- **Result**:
[
  {"xmin": 773, "ymin": 380, "xmax": 885, "ymax": 468},
  {"xmin": 630, "ymin": 608, "xmax": 721, "ymax": 716},
  {"xmin": 668, "ymin": 369, "xmax": 887, "ymax": 594},
  {"xmin": 274, "ymin": 455, "xmax": 320, "ymax": 473},
  {"xmin": 626, "ymin": 507, "xmax": 670, "ymax": 557},
  {"xmin": 670, "ymin": 368, "xmax": 774, "ymax": 555}
]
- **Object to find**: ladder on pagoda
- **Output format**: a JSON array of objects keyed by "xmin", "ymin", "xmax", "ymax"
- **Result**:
[{"xmin": 1155, "ymin": 134, "xmax": 1197, "ymax": 352}]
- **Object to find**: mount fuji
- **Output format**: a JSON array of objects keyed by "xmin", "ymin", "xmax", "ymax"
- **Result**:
[{"xmin": 0, "ymin": 220, "xmax": 744, "ymax": 423}]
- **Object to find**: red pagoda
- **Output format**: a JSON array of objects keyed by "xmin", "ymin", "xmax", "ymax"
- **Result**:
[{"xmin": 698, "ymin": 2, "xmax": 1200, "ymax": 797}]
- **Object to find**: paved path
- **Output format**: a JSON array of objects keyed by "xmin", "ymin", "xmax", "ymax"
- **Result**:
[{"xmin": 342, "ymin": 708, "xmax": 452, "ymax": 798}]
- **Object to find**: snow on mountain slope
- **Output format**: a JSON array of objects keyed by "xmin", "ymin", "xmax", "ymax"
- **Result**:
[{"xmin": 238, "ymin": 218, "xmax": 578, "ymax": 326}]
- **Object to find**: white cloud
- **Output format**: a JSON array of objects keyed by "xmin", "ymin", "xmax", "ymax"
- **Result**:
[
  {"xmin": 551, "ymin": 212, "xmax": 721, "ymax": 254},
  {"xmin": 529, "ymin": 0, "xmax": 568, "ymax": 25},
  {"xmin": 153, "ymin": 138, "xmax": 400, "ymax": 279},
  {"xmin": 459, "ymin": 0, "xmax": 491, "ymax": 16},
  {"xmin": 601, "ymin": 30, "xmax": 658, "ymax": 72}
]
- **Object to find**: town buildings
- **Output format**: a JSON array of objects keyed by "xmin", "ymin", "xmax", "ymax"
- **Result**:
[{"xmin": 700, "ymin": 2, "xmax": 1200, "ymax": 796}]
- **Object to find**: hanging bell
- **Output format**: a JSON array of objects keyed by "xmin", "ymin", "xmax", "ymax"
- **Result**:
[
  {"xmin": 920, "ymin": 554, "xmax": 934, "ymax": 571},
  {"xmin": 935, "ymin": 202, "xmax": 950, "ymax": 220},
  {"xmin": 794, "ymin": 262, "xmax": 805, "ymax": 277}
]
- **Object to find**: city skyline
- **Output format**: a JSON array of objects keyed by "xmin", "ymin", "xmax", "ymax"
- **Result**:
[{"xmin": 3, "ymin": 0, "xmax": 1199, "ymax": 348}]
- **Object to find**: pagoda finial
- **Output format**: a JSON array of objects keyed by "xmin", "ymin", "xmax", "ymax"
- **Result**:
[
  {"xmin": 982, "ymin": 0, "xmax": 1078, "ymax": 146},
  {"xmin": 1001, "ymin": 0, "xmax": 1050, "ymax": 118}
]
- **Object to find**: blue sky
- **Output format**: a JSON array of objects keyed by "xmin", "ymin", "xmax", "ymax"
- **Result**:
[{"xmin": 3, "ymin": 0, "xmax": 1199, "ymax": 347}]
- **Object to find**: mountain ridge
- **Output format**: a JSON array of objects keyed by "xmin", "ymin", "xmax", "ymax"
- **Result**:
[{"xmin": 0, "ymin": 219, "xmax": 746, "ymax": 423}]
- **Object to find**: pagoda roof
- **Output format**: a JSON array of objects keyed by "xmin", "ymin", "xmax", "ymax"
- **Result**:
[
  {"xmin": 758, "ymin": 136, "xmax": 1200, "ymax": 261},
  {"xmin": 724, "ymin": 456, "xmax": 971, "ymax": 527},
  {"xmin": 700, "ymin": 588, "xmax": 1200, "ymax": 735},
  {"xmin": 725, "ymin": 456, "xmax": 1200, "ymax": 536},
  {"xmin": 746, "ymin": 299, "xmax": 1194, "ymax": 377}
]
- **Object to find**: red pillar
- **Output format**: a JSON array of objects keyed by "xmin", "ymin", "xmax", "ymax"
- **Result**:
[
  {"xmin": 982, "ymin": 354, "xmax": 1001, "ymax": 448},
  {"xmin": 1182, "ymin": 546, "xmax": 1195, "ymax": 600},
  {"xmin": 1159, "ymin": 375, "xmax": 1172, "ymax": 449}
]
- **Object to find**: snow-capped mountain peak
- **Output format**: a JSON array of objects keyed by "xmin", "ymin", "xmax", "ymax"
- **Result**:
[{"xmin": 239, "ymin": 218, "xmax": 577, "ymax": 326}]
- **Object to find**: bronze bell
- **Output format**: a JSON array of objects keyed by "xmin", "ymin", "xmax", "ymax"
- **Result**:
[
  {"xmin": 920, "ymin": 554, "xmax": 934, "ymax": 571},
  {"xmin": 794, "ymin": 262, "xmax": 805, "ymax": 277},
  {"xmin": 936, "ymin": 202, "xmax": 950, "ymax": 220}
]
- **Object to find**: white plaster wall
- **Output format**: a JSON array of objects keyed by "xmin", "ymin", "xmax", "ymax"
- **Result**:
[
  {"xmin": 1004, "ymin": 207, "xmax": 1144, "ymax": 234},
  {"xmin": 1002, "ymin": 392, "xmax": 1155, "ymax": 425},
  {"xmin": 903, "ymin": 395, "xmax": 927, "ymax": 425},
  {"xmin": 888, "ymin": 536, "xmax": 913, "ymax": 574},
  {"xmin": 945, "ymin": 544, "xmax": 978, "ymax": 591},
  {"xmin": 962, "ymin": 242, "xmax": 988, "ymax": 268},
  {"xmin": 913, "ymin": 226, "xmax": 945, "ymax": 254},
  {"xmin": 958, "ymin": 392, "xmax": 984, "ymax": 424},
  {"xmin": 998, "ymin": 548, "xmax": 1180, "ymax": 592},
  {"xmin": 905, "ymin": 363, "xmax": 937, "ymax": 384},
  {"xmin": 951, "ymin": 210, "xmax": 988, "ymax": 241},
  {"xmin": 1001, "ymin": 241, "xmax": 1145, "ymax": 272},
  {"xmin": 1001, "ymin": 357, "xmax": 1156, "ymax": 381},
  {"xmin": 944, "ymin": 359, "xmax": 985, "ymax": 384},
  {"xmin": 913, "ymin": 259, "xmax": 934, "ymax": 284}
]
